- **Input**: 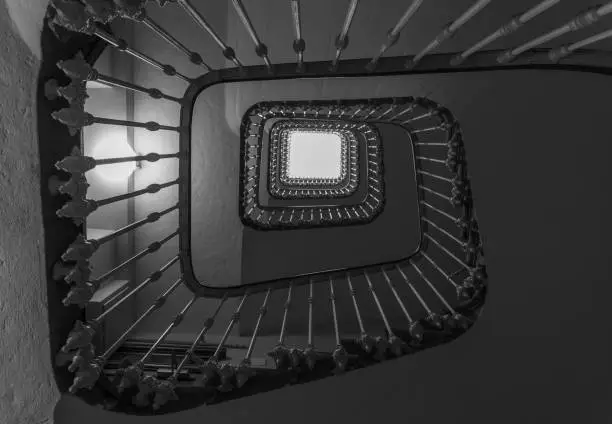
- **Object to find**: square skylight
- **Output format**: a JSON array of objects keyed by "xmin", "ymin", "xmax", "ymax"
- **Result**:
[
  {"xmin": 268, "ymin": 121, "xmax": 358, "ymax": 199},
  {"xmin": 285, "ymin": 130, "xmax": 343, "ymax": 180},
  {"xmin": 239, "ymin": 102, "xmax": 385, "ymax": 230}
]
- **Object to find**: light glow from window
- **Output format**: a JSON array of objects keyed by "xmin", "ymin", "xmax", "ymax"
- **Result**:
[
  {"xmin": 285, "ymin": 131, "xmax": 343, "ymax": 180},
  {"xmin": 92, "ymin": 138, "xmax": 138, "ymax": 182}
]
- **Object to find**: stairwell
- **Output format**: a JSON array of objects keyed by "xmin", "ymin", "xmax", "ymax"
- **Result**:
[{"xmin": 1, "ymin": 0, "xmax": 610, "ymax": 422}]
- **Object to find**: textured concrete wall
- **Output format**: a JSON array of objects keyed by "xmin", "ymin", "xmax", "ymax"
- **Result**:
[
  {"xmin": 0, "ymin": 1, "xmax": 59, "ymax": 423},
  {"xmin": 4, "ymin": 0, "xmax": 47, "ymax": 59}
]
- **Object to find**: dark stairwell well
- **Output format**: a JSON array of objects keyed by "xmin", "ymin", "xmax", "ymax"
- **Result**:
[{"xmin": 32, "ymin": 0, "xmax": 612, "ymax": 421}]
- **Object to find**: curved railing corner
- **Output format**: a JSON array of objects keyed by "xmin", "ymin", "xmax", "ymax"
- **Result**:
[{"xmin": 39, "ymin": 0, "xmax": 612, "ymax": 415}]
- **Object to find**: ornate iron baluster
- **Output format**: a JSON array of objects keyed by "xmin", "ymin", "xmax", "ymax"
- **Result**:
[
  {"xmin": 451, "ymin": 0, "xmax": 561, "ymax": 65},
  {"xmin": 401, "ymin": 108, "xmax": 438, "ymax": 124},
  {"xmin": 395, "ymin": 265, "xmax": 443, "ymax": 329},
  {"xmin": 347, "ymin": 274, "xmax": 375, "ymax": 353},
  {"xmin": 364, "ymin": 271, "xmax": 408, "ymax": 358},
  {"xmin": 421, "ymin": 200, "xmax": 470, "ymax": 231},
  {"xmin": 410, "ymin": 260, "xmax": 469, "ymax": 329},
  {"xmin": 268, "ymin": 284, "xmax": 293, "ymax": 369},
  {"xmin": 381, "ymin": 268, "xmax": 423, "ymax": 343},
  {"xmin": 171, "ymin": 296, "xmax": 228, "ymax": 381},
  {"xmin": 48, "ymin": 0, "xmax": 189, "ymax": 82},
  {"xmin": 176, "ymin": 0, "xmax": 243, "ymax": 68},
  {"xmin": 202, "ymin": 292, "xmax": 249, "ymax": 392},
  {"xmin": 498, "ymin": 2, "xmax": 612, "ymax": 63},
  {"xmin": 94, "ymin": 152, "xmax": 182, "ymax": 166},
  {"xmin": 119, "ymin": 294, "xmax": 198, "ymax": 408},
  {"xmin": 237, "ymin": 289, "xmax": 271, "ymax": 387},
  {"xmin": 88, "ymin": 231, "xmax": 179, "ymax": 291},
  {"xmin": 58, "ymin": 245, "xmax": 179, "ymax": 309},
  {"xmin": 362, "ymin": 104, "xmax": 380, "ymax": 120},
  {"xmin": 52, "ymin": 107, "xmax": 182, "ymax": 135},
  {"xmin": 57, "ymin": 179, "xmax": 181, "ymax": 224},
  {"xmin": 138, "ymin": 295, "xmax": 199, "ymax": 366},
  {"xmin": 419, "ymin": 251, "xmax": 474, "ymax": 301},
  {"xmin": 213, "ymin": 292, "xmax": 249, "ymax": 392},
  {"xmin": 375, "ymin": 104, "xmax": 396, "ymax": 120},
  {"xmin": 331, "ymin": 0, "xmax": 360, "ymax": 71},
  {"xmin": 60, "ymin": 205, "xmax": 179, "ymax": 262},
  {"xmin": 60, "ymin": 270, "xmax": 183, "ymax": 394},
  {"xmin": 93, "ymin": 256, "xmax": 180, "ymax": 328},
  {"xmin": 387, "ymin": 101, "xmax": 419, "ymax": 121},
  {"xmin": 412, "ymin": 123, "xmax": 449, "ymax": 134},
  {"xmin": 231, "ymin": 0, "xmax": 272, "ymax": 71},
  {"xmin": 93, "ymin": 27, "xmax": 190, "ymax": 82},
  {"xmin": 100, "ymin": 275, "xmax": 183, "ymax": 363},
  {"xmin": 424, "ymin": 233, "xmax": 472, "ymax": 271},
  {"xmin": 304, "ymin": 280, "xmax": 317, "ymax": 370},
  {"xmin": 56, "ymin": 150, "xmax": 180, "ymax": 174},
  {"xmin": 550, "ymin": 28, "xmax": 612, "ymax": 62},
  {"xmin": 417, "ymin": 169, "xmax": 453, "ymax": 183},
  {"xmin": 349, "ymin": 104, "xmax": 365, "ymax": 119},
  {"xmin": 408, "ymin": 0, "xmax": 492, "ymax": 68},
  {"xmin": 329, "ymin": 277, "xmax": 348, "ymax": 373},
  {"xmin": 291, "ymin": 0, "xmax": 306, "ymax": 71},
  {"xmin": 367, "ymin": 193, "xmax": 382, "ymax": 207},
  {"xmin": 366, "ymin": 0, "xmax": 424, "ymax": 71},
  {"xmin": 138, "ymin": 14, "xmax": 212, "ymax": 71},
  {"xmin": 100, "ymin": 74, "xmax": 184, "ymax": 102},
  {"xmin": 418, "ymin": 184, "xmax": 453, "ymax": 204},
  {"xmin": 154, "ymin": 296, "xmax": 227, "ymax": 409},
  {"xmin": 51, "ymin": 53, "xmax": 182, "ymax": 103},
  {"xmin": 415, "ymin": 142, "xmax": 448, "ymax": 147},
  {"xmin": 422, "ymin": 217, "xmax": 464, "ymax": 247}
]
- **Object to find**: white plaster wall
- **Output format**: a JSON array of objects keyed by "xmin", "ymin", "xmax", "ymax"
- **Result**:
[
  {"xmin": 0, "ymin": 0, "xmax": 59, "ymax": 423},
  {"xmin": 123, "ymin": 0, "xmax": 242, "ymax": 338},
  {"xmin": 4, "ymin": 0, "xmax": 48, "ymax": 60}
]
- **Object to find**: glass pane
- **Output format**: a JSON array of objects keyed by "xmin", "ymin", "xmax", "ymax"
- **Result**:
[{"xmin": 286, "ymin": 130, "xmax": 343, "ymax": 180}]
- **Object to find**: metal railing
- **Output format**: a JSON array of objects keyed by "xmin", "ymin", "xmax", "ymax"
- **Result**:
[{"xmin": 42, "ymin": 0, "xmax": 612, "ymax": 414}]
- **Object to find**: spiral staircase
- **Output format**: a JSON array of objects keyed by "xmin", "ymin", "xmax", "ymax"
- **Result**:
[{"xmin": 39, "ymin": 0, "xmax": 612, "ymax": 416}]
